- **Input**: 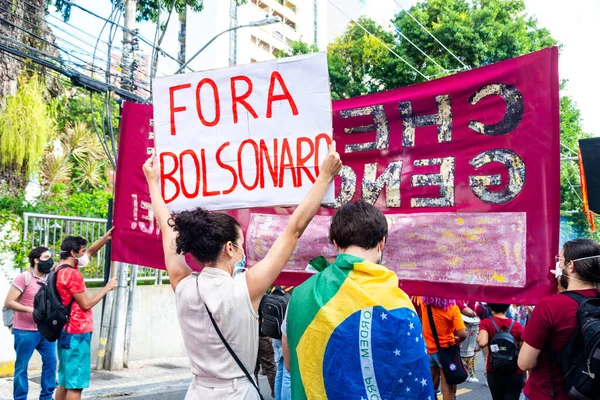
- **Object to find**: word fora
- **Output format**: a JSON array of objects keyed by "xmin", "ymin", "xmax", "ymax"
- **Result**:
[
  {"xmin": 168, "ymin": 71, "xmax": 297, "ymax": 135},
  {"xmin": 160, "ymin": 134, "xmax": 330, "ymax": 203}
]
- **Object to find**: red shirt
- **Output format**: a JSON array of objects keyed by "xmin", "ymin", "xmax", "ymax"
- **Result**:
[
  {"xmin": 479, "ymin": 316, "xmax": 524, "ymax": 374},
  {"xmin": 522, "ymin": 289, "xmax": 598, "ymax": 400},
  {"xmin": 55, "ymin": 265, "xmax": 94, "ymax": 334}
]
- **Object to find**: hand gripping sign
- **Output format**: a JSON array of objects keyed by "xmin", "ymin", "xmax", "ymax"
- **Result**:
[{"xmin": 152, "ymin": 53, "xmax": 334, "ymax": 212}]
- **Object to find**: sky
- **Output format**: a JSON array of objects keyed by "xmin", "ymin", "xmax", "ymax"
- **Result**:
[{"xmin": 49, "ymin": 0, "xmax": 599, "ymax": 136}]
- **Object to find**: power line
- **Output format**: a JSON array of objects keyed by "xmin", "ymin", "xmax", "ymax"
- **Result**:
[
  {"xmin": 391, "ymin": 25, "xmax": 447, "ymax": 73},
  {"xmin": 59, "ymin": 0, "xmax": 193, "ymax": 72},
  {"xmin": 391, "ymin": 0, "xmax": 468, "ymax": 69},
  {"xmin": 327, "ymin": 0, "xmax": 429, "ymax": 81}
]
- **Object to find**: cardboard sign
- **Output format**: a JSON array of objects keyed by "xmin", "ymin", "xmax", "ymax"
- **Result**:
[
  {"xmin": 152, "ymin": 52, "xmax": 334, "ymax": 212},
  {"xmin": 113, "ymin": 48, "xmax": 560, "ymax": 304}
]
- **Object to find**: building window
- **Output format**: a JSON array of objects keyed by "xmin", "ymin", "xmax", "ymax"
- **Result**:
[{"xmin": 285, "ymin": 1, "xmax": 297, "ymax": 13}]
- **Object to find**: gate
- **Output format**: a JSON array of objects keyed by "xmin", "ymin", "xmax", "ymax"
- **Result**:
[{"xmin": 22, "ymin": 212, "xmax": 165, "ymax": 283}]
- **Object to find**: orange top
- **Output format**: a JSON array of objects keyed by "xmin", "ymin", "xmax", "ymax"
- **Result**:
[{"xmin": 420, "ymin": 303, "xmax": 466, "ymax": 354}]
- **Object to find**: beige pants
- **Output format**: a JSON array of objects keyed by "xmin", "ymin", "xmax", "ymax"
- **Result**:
[{"xmin": 185, "ymin": 376, "xmax": 261, "ymax": 400}]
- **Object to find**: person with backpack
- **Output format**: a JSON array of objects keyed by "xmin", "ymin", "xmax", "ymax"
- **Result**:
[
  {"xmin": 53, "ymin": 234, "xmax": 117, "ymax": 400},
  {"xmin": 518, "ymin": 238, "xmax": 600, "ymax": 400},
  {"xmin": 477, "ymin": 303, "xmax": 524, "ymax": 400},
  {"xmin": 259, "ymin": 286, "xmax": 292, "ymax": 400},
  {"xmin": 421, "ymin": 296, "xmax": 468, "ymax": 400},
  {"xmin": 141, "ymin": 145, "xmax": 341, "ymax": 400},
  {"xmin": 3, "ymin": 247, "xmax": 56, "ymax": 400}
]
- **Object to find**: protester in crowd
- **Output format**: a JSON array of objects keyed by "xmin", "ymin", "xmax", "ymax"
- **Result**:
[
  {"xmin": 284, "ymin": 201, "xmax": 434, "ymax": 399},
  {"xmin": 518, "ymin": 238, "xmax": 600, "ymax": 399},
  {"xmin": 142, "ymin": 144, "xmax": 341, "ymax": 400},
  {"xmin": 3, "ymin": 247, "xmax": 56, "ymax": 400},
  {"xmin": 460, "ymin": 312, "xmax": 480, "ymax": 383},
  {"xmin": 55, "ymin": 233, "xmax": 117, "ymax": 400},
  {"xmin": 272, "ymin": 287, "xmax": 292, "ymax": 400},
  {"xmin": 254, "ymin": 335, "xmax": 276, "ymax": 397},
  {"xmin": 477, "ymin": 303, "xmax": 524, "ymax": 400},
  {"xmin": 507, "ymin": 304, "xmax": 530, "ymax": 327},
  {"xmin": 421, "ymin": 297, "xmax": 467, "ymax": 400}
]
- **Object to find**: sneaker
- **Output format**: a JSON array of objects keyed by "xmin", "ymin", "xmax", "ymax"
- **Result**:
[
  {"xmin": 467, "ymin": 377, "xmax": 479, "ymax": 383},
  {"xmin": 484, "ymin": 379, "xmax": 489, "ymax": 387}
]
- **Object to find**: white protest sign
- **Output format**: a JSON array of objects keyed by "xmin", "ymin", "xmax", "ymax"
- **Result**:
[{"xmin": 152, "ymin": 52, "xmax": 333, "ymax": 212}]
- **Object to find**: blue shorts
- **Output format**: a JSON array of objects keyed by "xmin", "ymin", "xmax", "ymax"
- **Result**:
[
  {"xmin": 429, "ymin": 352, "xmax": 442, "ymax": 368},
  {"xmin": 57, "ymin": 332, "xmax": 92, "ymax": 389}
]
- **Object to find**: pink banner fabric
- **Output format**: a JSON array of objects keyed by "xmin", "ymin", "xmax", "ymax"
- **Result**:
[{"xmin": 111, "ymin": 47, "xmax": 560, "ymax": 304}]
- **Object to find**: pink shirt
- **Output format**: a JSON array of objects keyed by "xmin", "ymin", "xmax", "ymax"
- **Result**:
[{"xmin": 12, "ymin": 269, "xmax": 47, "ymax": 331}]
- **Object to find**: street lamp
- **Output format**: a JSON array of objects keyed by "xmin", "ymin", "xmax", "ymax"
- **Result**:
[{"xmin": 174, "ymin": 16, "xmax": 281, "ymax": 74}]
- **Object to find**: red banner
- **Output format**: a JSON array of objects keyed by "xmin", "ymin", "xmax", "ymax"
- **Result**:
[{"xmin": 111, "ymin": 47, "xmax": 559, "ymax": 304}]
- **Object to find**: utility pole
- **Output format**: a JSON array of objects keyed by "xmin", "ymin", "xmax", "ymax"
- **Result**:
[
  {"xmin": 106, "ymin": 0, "xmax": 137, "ymax": 371},
  {"xmin": 120, "ymin": 0, "xmax": 138, "ymax": 92},
  {"xmin": 177, "ymin": 6, "xmax": 187, "ymax": 66}
]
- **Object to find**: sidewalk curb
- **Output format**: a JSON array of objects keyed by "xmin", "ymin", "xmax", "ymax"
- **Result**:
[{"xmin": 83, "ymin": 378, "xmax": 191, "ymax": 399}]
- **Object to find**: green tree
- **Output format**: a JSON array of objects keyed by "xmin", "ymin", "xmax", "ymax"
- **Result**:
[
  {"xmin": 0, "ymin": 72, "xmax": 56, "ymax": 187},
  {"xmin": 275, "ymin": 40, "xmax": 319, "ymax": 58},
  {"xmin": 51, "ymin": 0, "xmax": 247, "ymax": 23},
  {"xmin": 276, "ymin": 0, "xmax": 594, "ymax": 236}
]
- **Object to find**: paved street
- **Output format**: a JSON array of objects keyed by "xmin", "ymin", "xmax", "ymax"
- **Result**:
[{"xmin": 104, "ymin": 353, "xmax": 501, "ymax": 400}]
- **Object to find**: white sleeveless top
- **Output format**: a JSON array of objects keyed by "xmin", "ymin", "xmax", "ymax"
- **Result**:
[{"xmin": 175, "ymin": 268, "xmax": 259, "ymax": 381}]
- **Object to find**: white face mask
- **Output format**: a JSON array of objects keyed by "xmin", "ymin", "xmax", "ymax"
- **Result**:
[
  {"xmin": 553, "ymin": 255, "xmax": 600, "ymax": 280},
  {"xmin": 77, "ymin": 253, "xmax": 90, "ymax": 268}
]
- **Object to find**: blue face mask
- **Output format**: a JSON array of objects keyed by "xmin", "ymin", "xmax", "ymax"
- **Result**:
[{"xmin": 232, "ymin": 244, "xmax": 246, "ymax": 276}]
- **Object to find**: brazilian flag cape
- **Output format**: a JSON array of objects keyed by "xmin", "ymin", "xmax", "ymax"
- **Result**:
[{"xmin": 287, "ymin": 254, "xmax": 434, "ymax": 400}]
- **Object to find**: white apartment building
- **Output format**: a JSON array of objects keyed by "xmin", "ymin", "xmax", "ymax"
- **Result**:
[{"xmin": 183, "ymin": 0, "xmax": 328, "ymax": 72}]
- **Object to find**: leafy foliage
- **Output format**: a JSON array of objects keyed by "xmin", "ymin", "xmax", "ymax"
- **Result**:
[
  {"xmin": 50, "ymin": 0, "xmax": 247, "ymax": 23},
  {"xmin": 275, "ymin": 40, "xmax": 319, "ymax": 58},
  {"xmin": 274, "ymin": 0, "xmax": 594, "ymax": 236},
  {"xmin": 0, "ymin": 72, "xmax": 56, "ymax": 178}
]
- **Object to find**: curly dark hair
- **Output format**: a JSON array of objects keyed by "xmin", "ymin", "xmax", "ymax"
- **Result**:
[
  {"xmin": 329, "ymin": 201, "xmax": 388, "ymax": 250},
  {"xmin": 563, "ymin": 238, "xmax": 600, "ymax": 283},
  {"xmin": 171, "ymin": 208, "xmax": 241, "ymax": 263},
  {"xmin": 28, "ymin": 247, "xmax": 49, "ymax": 268}
]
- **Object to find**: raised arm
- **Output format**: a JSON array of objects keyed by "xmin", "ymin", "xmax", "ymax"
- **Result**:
[
  {"xmin": 246, "ymin": 142, "xmax": 342, "ymax": 308},
  {"xmin": 143, "ymin": 154, "xmax": 192, "ymax": 291},
  {"xmin": 87, "ymin": 227, "xmax": 113, "ymax": 258}
]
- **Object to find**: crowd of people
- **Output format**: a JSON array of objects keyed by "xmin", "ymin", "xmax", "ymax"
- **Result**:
[{"xmin": 3, "ymin": 144, "xmax": 600, "ymax": 400}]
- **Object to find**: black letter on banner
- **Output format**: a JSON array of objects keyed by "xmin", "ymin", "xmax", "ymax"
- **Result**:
[
  {"xmin": 362, "ymin": 161, "xmax": 403, "ymax": 207},
  {"xmin": 340, "ymin": 105, "xmax": 390, "ymax": 153},
  {"xmin": 323, "ymin": 166, "xmax": 357, "ymax": 209},
  {"xmin": 399, "ymin": 95, "xmax": 452, "ymax": 148},
  {"xmin": 468, "ymin": 83, "xmax": 524, "ymax": 136},
  {"xmin": 469, "ymin": 149, "xmax": 526, "ymax": 204},
  {"xmin": 411, "ymin": 157, "xmax": 455, "ymax": 208}
]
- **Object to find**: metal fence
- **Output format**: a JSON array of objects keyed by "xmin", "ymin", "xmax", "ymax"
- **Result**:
[{"xmin": 22, "ymin": 212, "xmax": 165, "ymax": 283}]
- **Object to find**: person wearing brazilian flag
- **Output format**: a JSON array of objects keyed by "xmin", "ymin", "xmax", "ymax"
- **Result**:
[{"xmin": 284, "ymin": 201, "xmax": 434, "ymax": 399}]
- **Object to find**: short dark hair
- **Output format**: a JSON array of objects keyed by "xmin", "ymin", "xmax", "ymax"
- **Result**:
[
  {"xmin": 28, "ymin": 247, "xmax": 49, "ymax": 268},
  {"xmin": 171, "ymin": 208, "xmax": 241, "ymax": 263},
  {"xmin": 60, "ymin": 236, "xmax": 88, "ymax": 260},
  {"xmin": 488, "ymin": 303, "xmax": 510, "ymax": 313},
  {"xmin": 329, "ymin": 201, "xmax": 388, "ymax": 250},
  {"xmin": 563, "ymin": 238, "xmax": 600, "ymax": 283}
]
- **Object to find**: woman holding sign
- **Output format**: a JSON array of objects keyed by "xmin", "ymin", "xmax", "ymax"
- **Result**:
[{"xmin": 142, "ymin": 142, "xmax": 341, "ymax": 400}]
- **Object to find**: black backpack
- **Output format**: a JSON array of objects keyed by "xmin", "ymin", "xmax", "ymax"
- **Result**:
[
  {"xmin": 553, "ymin": 291, "xmax": 600, "ymax": 400},
  {"xmin": 480, "ymin": 303, "xmax": 493, "ymax": 319},
  {"xmin": 259, "ymin": 287, "xmax": 290, "ymax": 340},
  {"xmin": 33, "ymin": 265, "xmax": 75, "ymax": 342},
  {"xmin": 489, "ymin": 318, "xmax": 519, "ymax": 373}
]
